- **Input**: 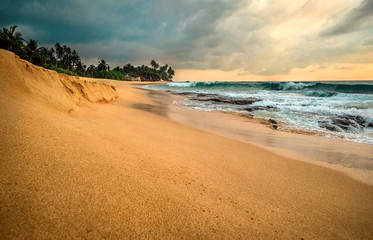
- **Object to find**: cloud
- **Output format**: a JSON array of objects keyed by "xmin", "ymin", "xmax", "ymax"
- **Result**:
[
  {"xmin": 363, "ymin": 37, "xmax": 373, "ymax": 45},
  {"xmin": 334, "ymin": 66, "xmax": 354, "ymax": 71},
  {"xmin": 0, "ymin": 0, "xmax": 244, "ymax": 63},
  {"xmin": 321, "ymin": 0, "xmax": 373, "ymax": 36},
  {"xmin": 0, "ymin": 0, "xmax": 174, "ymax": 43},
  {"xmin": 0, "ymin": 0, "xmax": 372, "ymax": 77}
]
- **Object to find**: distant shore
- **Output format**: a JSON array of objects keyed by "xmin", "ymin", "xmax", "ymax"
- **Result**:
[{"xmin": 1, "ymin": 50, "xmax": 372, "ymax": 239}]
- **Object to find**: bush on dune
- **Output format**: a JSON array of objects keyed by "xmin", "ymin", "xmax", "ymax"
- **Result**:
[
  {"xmin": 43, "ymin": 64, "xmax": 79, "ymax": 76},
  {"xmin": 93, "ymin": 70, "xmax": 127, "ymax": 81}
]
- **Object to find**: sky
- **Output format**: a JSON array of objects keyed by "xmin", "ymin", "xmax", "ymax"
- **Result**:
[{"xmin": 1, "ymin": 0, "xmax": 372, "ymax": 81}]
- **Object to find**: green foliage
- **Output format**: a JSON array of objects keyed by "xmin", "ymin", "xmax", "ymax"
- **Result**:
[
  {"xmin": 161, "ymin": 71, "xmax": 169, "ymax": 81},
  {"xmin": 43, "ymin": 64, "xmax": 79, "ymax": 76},
  {"xmin": 1, "ymin": 24, "xmax": 175, "ymax": 81},
  {"xmin": 97, "ymin": 59, "xmax": 109, "ymax": 72},
  {"xmin": 159, "ymin": 64, "xmax": 168, "ymax": 73},
  {"xmin": 167, "ymin": 66, "xmax": 175, "ymax": 80},
  {"xmin": 150, "ymin": 60, "xmax": 159, "ymax": 70},
  {"xmin": 0, "ymin": 25, "xmax": 24, "ymax": 53},
  {"xmin": 24, "ymin": 39, "xmax": 40, "ymax": 64},
  {"xmin": 86, "ymin": 65, "xmax": 96, "ymax": 77},
  {"xmin": 93, "ymin": 70, "xmax": 125, "ymax": 80}
]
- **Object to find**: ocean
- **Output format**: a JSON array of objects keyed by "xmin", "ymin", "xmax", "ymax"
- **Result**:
[{"xmin": 145, "ymin": 81, "xmax": 373, "ymax": 145}]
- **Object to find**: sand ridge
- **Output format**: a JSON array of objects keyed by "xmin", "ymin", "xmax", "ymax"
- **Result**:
[
  {"xmin": 0, "ymin": 49, "xmax": 372, "ymax": 239},
  {"xmin": 0, "ymin": 49, "xmax": 117, "ymax": 113}
]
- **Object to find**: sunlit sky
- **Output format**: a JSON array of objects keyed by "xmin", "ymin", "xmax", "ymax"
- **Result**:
[{"xmin": 1, "ymin": 0, "xmax": 372, "ymax": 81}]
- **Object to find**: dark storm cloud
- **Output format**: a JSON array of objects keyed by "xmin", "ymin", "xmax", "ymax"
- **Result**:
[
  {"xmin": 321, "ymin": 0, "xmax": 373, "ymax": 36},
  {"xmin": 0, "ymin": 0, "xmax": 168, "ymax": 43},
  {"xmin": 0, "ymin": 0, "xmax": 243, "ymax": 63},
  {"xmin": 0, "ymin": 0, "xmax": 371, "ymax": 76}
]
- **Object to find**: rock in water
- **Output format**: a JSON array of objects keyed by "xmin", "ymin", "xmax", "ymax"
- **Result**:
[
  {"xmin": 318, "ymin": 121, "xmax": 343, "ymax": 132},
  {"xmin": 244, "ymin": 106, "xmax": 275, "ymax": 112},
  {"xmin": 318, "ymin": 115, "xmax": 366, "ymax": 133}
]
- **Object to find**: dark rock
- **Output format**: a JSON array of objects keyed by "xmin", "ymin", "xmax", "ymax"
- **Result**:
[
  {"xmin": 173, "ymin": 92, "xmax": 193, "ymax": 96},
  {"xmin": 229, "ymin": 99, "xmax": 259, "ymax": 105},
  {"xmin": 269, "ymin": 119, "xmax": 277, "ymax": 125},
  {"xmin": 331, "ymin": 118, "xmax": 354, "ymax": 130},
  {"xmin": 196, "ymin": 93, "xmax": 218, "ymax": 98},
  {"xmin": 318, "ymin": 115, "xmax": 366, "ymax": 133},
  {"xmin": 189, "ymin": 97, "xmax": 222, "ymax": 103},
  {"xmin": 329, "ymin": 115, "xmax": 366, "ymax": 128},
  {"xmin": 368, "ymin": 123, "xmax": 373, "ymax": 128},
  {"xmin": 207, "ymin": 98, "xmax": 228, "ymax": 103},
  {"xmin": 330, "ymin": 117, "xmax": 363, "ymax": 132},
  {"xmin": 346, "ymin": 115, "xmax": 366, "ymax": 127},
  {"xmin": 244, "ymin": 106, "xmax": 275, "ymax": 112},
  {"xmin": 272, "ymin": 124, "xmax": 278, "ymax": 130},
  {"xmin": 190, "ymin": 97, "xmax": 259, "ymax": 105},
  {"xmin": 318, "ymin": 121, "xmax": 343, "ymax": 132}
]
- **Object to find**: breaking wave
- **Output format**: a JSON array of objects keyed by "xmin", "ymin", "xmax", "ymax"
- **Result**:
[{"xmin": 145, "ymin": 81, "xmax": 373, "ymax": 144}]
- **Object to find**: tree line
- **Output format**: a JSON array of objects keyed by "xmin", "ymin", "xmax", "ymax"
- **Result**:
[{"xmin": 0, "ymin": 25, "xmax": 174, "ymax": 81}]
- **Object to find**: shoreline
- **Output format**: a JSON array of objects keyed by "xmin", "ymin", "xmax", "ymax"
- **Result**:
[
  {"xmin": 144, "ymin": 81, "xmax": 373, "ymax": 145},
  {"xmin": 134, "ymin": 86, "xmax": 373, "ymax": 186},
  {"xmin": 1, "ymin": 52, "xmax": 373, "ymax": 239}
]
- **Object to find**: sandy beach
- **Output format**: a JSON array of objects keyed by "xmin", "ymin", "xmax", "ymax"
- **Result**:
[{"xmin": 1, "ymin": 49, "xmax": 373, "ymax": 239}]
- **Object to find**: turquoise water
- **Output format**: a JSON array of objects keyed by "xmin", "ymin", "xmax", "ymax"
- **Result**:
[{"xmin": 145, "ymin": 81, "xmax": 373, "ymax": 144}]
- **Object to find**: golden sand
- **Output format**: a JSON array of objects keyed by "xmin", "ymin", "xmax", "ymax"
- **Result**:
[{"xmin": 0, "ymin": 49, "xmax": 372, "ymax": 239}]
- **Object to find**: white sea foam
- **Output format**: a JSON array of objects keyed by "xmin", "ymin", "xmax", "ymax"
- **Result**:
[
  {"xmin": 145, "ymin": 81, "xmax": 373, "ymax": 144},
  {"xmin": 167, "ymin": 82, "xmax": 197, "ymax": 87},
  {"xmin": 278, "ymin": 82, "xmax": 316, "ymax": 90}
]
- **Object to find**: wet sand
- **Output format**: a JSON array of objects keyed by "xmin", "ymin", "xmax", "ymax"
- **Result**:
[
  {"xmin": 134, "ymin": 88, "xmax": 373, "ymax": 185},
  {"xmin": 1, "ymin": 50, "xmax": 373, "ymax": 239}
]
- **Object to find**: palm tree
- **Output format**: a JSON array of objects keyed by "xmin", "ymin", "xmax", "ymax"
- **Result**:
[
  {"xmin": 75, "ymin": 60, "xmax": 86, "ymax": 75},
  {"xmin": 0, "ymin": 25, "xmax": 24, "ymax": 52},
  {"xmin": 71, "ymin": 49, "xmax": 80, "ymax": 70},
  {"xmin": 47, "ymin": 47, "xmax": 57, "ymax": 67},
  {"xmin": 97, "ymin": 59, "xmax": 108, "ymax": 72},
  {"xmin": 62, "ymin": 45, "xmax": 71, "ymax": 69},
  {"xmin": 150, "ymin": 60, "xmax": 159, "ymax": 70},
  {"xmin": 167, "ymin": 67, "xmax": 175, "ymax": 80},
  {"xmin": 38, "ymin": 47, "xmax": 49, "ymax": 65},
  {"xmin": 54, "ymin": 43, "xmax": 63, "ymax": 67},
  {"xmin": 86, "ymin": 65, "xmax": 96, "ymax": 77},
  {"xmin": 24, "ymin": 39, "xmax": 40, "ymax": 64},
  {"xmin": 123, "ymin": 63, "xmax": 135, "ymax": 74},
  {"xmin": 159, "ymin": 64, "xmax": 168, "ymax": 73}
]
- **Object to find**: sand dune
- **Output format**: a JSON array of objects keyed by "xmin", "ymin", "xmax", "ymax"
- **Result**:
[
  {"xmin": 0, "ymin": 49, "xmax": 117, "ymax": 113},
  {"xmin": 0, "ymin": 49, "xmax": 372, "ymax": 239}
]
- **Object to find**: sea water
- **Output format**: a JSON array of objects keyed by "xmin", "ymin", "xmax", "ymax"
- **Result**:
[{"xmin": 145, "ymin": 81, "xmax": 373, "ymax": 144}]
